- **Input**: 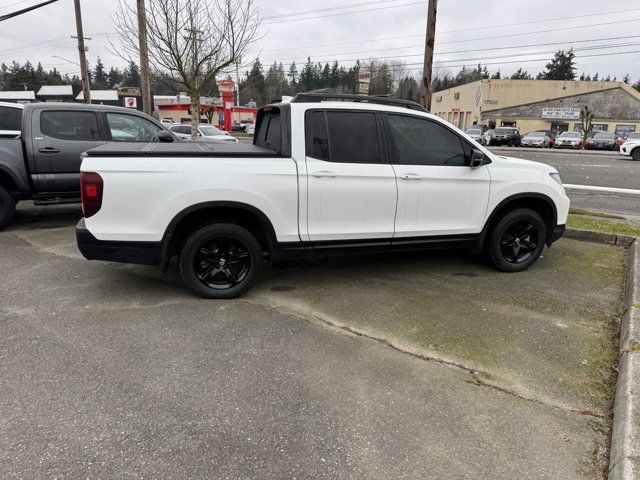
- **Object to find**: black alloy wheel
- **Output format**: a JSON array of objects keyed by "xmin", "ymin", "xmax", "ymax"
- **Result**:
[
  {"xmin": 499, "ymin": 221, "xmax": 539, "ymax": 264},
  {"xmin": 194, "ymin": 237, "xmax": 251, "ymax": 290},
  {"xmin": 488, "ymin": 208, "xmax": 547, "ymax": 272},
  {"xmin": 179, "ymin": 223, "xmax": 264, "ymax": 298},
  {"xmin": 632, "ymin": 148, "xmax": 640, "ymax": 161}
]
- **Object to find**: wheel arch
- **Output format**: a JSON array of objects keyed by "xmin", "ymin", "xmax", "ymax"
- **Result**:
[
  {"xmin": 474, "ymin": 193, "xmax": 558, "ymax": 252},
  {"xmin": 160, "ymin": 201, "xmax": 278, "ymax": 272}
]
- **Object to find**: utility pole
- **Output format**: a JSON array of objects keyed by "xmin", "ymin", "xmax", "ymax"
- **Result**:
[
  {"xmin": 421, "ymin": 0, "xmax": 438, "ymax": 111},
  {"xmin": 137, "ymin": 0, "xmax": 152, "ymax": 115},
  {"xmin": 235, "ymin": 57, "xmax": 241, "ymax": 107},
  {"xmin": 73, "ymin": 0, "xmax": 91, "ymax": 104}
]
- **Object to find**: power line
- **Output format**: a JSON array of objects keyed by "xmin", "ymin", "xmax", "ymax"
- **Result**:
[
  {"xmin": 262, "ymin": 0, "xmax": 406, "ymax": 20},
  {"xmin": 438, "ymin": 7, "xmax": 640, "ymax": 35},
  {"xmin": 402, "ymin": 47, "xmax": 640, "ymax": 70},
  {"xmin": 0, "ymin": 0, "xmax": 37, "ymax": 11},
  {"xmin": 0, "ymin": 0, "xmax": 59, "ymax": 22},
  {"xmin": 261, "ymin": 35, "xmax": 640, "ymax": 64},
  {"xmin": 263, "ymin": 1, "xmax": 425, "ymax": 25}
]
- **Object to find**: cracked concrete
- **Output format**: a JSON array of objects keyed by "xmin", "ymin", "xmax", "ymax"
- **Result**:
[{"xmin": 0, "ymin": 202, "xmax": 628, "ymax": 479}]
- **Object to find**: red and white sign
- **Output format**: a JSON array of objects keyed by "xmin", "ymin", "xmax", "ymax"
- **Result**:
[{"xmin": 124, "ymin": 97, "xmax": 137, "ymax": 108}]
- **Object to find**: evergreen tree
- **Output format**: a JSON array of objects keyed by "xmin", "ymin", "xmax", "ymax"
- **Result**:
[
  {"xmin": 92, "ymin": 57, "xmax": 108, "ymax": 89},
  {"xmin": 123, "ymin": 61, "xmax": 141, "ymax": 86},
  {"xmin": 540, "ymin": 49, "xmax": 576, "ymax": 80}
]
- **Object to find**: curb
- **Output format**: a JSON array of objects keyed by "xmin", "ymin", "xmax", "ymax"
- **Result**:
[
  {"xmin": 609, "ymin": 239, "xmax": 640, "ymax": 479},
  {"xmin": 564, "ymin": 228, "xmax": 636, "ymax": 248}
]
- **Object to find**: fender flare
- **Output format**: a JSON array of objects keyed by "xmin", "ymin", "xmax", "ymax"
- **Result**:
[
  {"xmin": 472, "ymin": 192, "xmax": 558, "ymax": 253},
  {"xmin": 159, "ymin": 201, "xmax": 279, "ymax": 272}
]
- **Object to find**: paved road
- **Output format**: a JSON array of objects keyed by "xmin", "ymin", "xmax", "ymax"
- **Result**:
[
  {"xmin": 0, "ymin": 204, "xmax": 625, "ymax": 479},
  {"xmin": 491, "ymin": 148, "xmax": 640, "ymax": 216}
]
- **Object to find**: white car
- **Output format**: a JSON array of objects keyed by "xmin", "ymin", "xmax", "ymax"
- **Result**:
[
  {"xmin": 464, "ymin": 127, "xmax": 486, "ymax": 145},
  {"xmin": 245, "ymin": 123, "xmax": 255, "ymax": 135},
  {"xmin": 619, "ymin": 133, "xmax": 640, "ymax": 160},
  {"xmin": 0, "ymin": 101, "xmax": 23, "ymax": 138},
  {"xmin": 76, "ymin": 92, "xmax": 569, "ymax": 299},
  {"xmin": 169, "ymin": 124, "xmax": 238, "ymax": 143},
  {"xmin": 554, "ymin": 131, "xmax": 582, "ymax": 149},
  {"xmin": 160, "ymin": 119, "xmax": 174, "ymax": 127},
  {"xmin": 521, "ymin": 132, "xmax": 550, "ymax": 148}
]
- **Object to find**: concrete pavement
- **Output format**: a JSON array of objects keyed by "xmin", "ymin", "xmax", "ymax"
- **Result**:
[{"xmin": 0, "ymin": 203, "xmax": 629, "ymax": 479}]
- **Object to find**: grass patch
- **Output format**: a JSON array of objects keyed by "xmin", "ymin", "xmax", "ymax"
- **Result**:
[
  {"xmin": 569, "ymin": 208, "xmax": 625, "ymax": 220},
  {"xmin": 567, "ymin": 215, "xmax": 640, "ymax": 238}
]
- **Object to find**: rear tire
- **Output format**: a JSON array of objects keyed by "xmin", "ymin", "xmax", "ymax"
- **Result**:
[
  {"xmin": 488, "ymin": 208, "xmax": 546, "ymax": 273},
  {"xmin": 179, "ymin": 223, "xmax": 265, "ymax": 299},
  {"xmin": 0, "ymin": 185, "xmax": 16, "ymax": 230}
]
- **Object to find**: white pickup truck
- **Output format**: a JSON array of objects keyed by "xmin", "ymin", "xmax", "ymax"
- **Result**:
[{"xmin": 76, "ymin": 92, "xmax": 569, "ymax": 298}]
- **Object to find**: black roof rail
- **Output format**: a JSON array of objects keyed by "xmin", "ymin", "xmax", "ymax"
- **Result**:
[{"xmin": 290, "ymin": 91, "xmax": 427, "ymax": 112}]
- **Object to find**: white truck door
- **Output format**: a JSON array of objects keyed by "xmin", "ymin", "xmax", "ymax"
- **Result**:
[
  {"xmin": 304, "ymin": 110, "xmax": 397, "ymax": 242},
  {"xmin": 386, "ymin": 114, "xmax": 491, "ymax": 238}
]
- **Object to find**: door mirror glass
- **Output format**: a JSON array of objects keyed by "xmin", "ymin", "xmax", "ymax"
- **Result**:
[
  {"xmin": 158, "ymin": 130, "xmax": 174, "ymax": 143},
  {"xmin": 470, "ymin": 148, "xmax": 489, "ymax": 167}
]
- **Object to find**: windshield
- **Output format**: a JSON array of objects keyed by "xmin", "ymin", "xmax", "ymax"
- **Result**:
[
  {"xmin": 199, "ymin": 125, "xmax": 225, "ymax": 136},
  {"xmin": 466, "ymin": 129, "xmax": 482, "ymax": 135},
  {"xmin": 559, "ymin": 132, "xmax": 580, "ymax": 138},
  {"xmin": 525, "ymin": 132, "xmax": 545, "ymax": 138},
  {"xmin": 495, "ymin": 128, "xmax": 515, "ymax": 134},
  {"xmin": 626, "ymin": 132, "xmax": 640, "ymax": 140},
  {"xmin": 593, "ymin": 132, "xmax": 614, "ymax": 140}
]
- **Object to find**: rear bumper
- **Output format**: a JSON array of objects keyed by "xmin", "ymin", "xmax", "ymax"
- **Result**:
[
  {"xmin": 549, "ymin": 224, "xmax": 566, "ymax": 245},
  {"xmin": 76, "ymin": 218, "xmax": 162, "ymax": 266}
]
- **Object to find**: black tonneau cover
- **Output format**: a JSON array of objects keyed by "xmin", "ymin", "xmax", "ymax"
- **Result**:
[{"xmin": 84, "ymin": 141, "xmax": 278, "ymax": 157}]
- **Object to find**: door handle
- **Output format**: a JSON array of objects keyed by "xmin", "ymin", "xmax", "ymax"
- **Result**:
[
  {"xmin": 400, "ymin": 173, "xmax": 423, "ymax": 180},
  {"xmin": 312, "ymin": 171, "xmax": 339, "ymax": 178},
  {"xmin": 38, "ymin": 147, "xmax": 61, "ymax": 154}
]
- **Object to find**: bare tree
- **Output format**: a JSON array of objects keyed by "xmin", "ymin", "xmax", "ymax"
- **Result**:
[
  {"xmin": 113, "ymin": 0, "xmax": 261, "ymax": 137},
  {"xmin": 579, "ymin": 105, "xmax": 594, "ymax": 149}
]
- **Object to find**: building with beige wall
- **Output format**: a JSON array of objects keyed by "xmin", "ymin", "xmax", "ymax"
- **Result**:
[{"xmin": 432, "ymin": 79, "xmax": 640, "ymax": 136}]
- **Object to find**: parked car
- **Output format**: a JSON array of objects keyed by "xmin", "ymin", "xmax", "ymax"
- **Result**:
[
  {"xmin": 586, "ymin": 131, "xmax": 617, "ymax": 151},
  {"xmin": 0, "ymin": 101, "xmax": 23, "ymax": 139},
  {"xmin": 483, "ymin": 128, "xmax": 495, "ymax": 146},
  {"xmin": 554, "ymin": 131, "xmax": 582, "ymax": 149},
  {"xmin": 76, "ymin": 92, "xmax": 569, "ymax": 299},
  {"xmin": 0, "ymin": 102, "xmax": 176, "ymax": 229},
  {"xmin": 169, "ymin": 123, "xmax": 238, "ymax": 143},
  {"xmin": 465, "ymin": 126, "xmax": 486, "ymax": 145},
  {"xmin": 619, "ymin": 136, "xmax": 640, "ymax": 161},
  {"xmin": 490, "ymin": 127, "xmax": 521, "ymax": 146},
  {"xmin": 245, "ymin": 122, "xmax": 255, "ymax": 135},
  {"xmin": 521, "ymin": 131, "xmax": 550, "ymax": 148},
  {"xmin": 160, "ymin": 118, "xmax": 174, "ymax": 127}
]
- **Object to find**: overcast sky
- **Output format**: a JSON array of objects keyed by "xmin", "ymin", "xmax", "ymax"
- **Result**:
[{"xmin": 1, "ymin": 0, "xmax": 640, "ymax": 82}]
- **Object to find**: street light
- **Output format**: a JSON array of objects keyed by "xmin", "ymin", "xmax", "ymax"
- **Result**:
[{"xmin": 52, "ymin": 55, "xmax": 80, "ymax": 66}]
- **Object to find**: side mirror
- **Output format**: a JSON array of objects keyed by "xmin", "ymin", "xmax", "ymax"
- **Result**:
[
  {"xmin": 470, "ymin": 148, "xmax": 490, "ymax": 168},
  {"xmin": 158, "ymin": 130, "xmax": 175, "ymax": 143}
]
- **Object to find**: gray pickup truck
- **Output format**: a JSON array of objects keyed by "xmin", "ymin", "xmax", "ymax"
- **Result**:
[{"xmin": 0, "ymin": 102, "xmax": 175, "ymax": 228}]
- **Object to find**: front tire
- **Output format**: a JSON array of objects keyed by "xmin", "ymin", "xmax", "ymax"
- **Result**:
[
  {"xmin": 488, "ymin": 209, "xmax": 547, "ymax": 272},
  {"xmin": 632, "ymin": 148, "xmax": 640, "ymax": 161},
  {"xmin": 0, "ymin": 185, "xmax": 16, "ymax": 230},
  {"xmin": 179, "ymin": 223, "xmax": 264, "ymax": 299}
]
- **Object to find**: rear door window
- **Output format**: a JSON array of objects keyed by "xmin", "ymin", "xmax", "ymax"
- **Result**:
[
  {"xmin": 106, "ymin": 113, "xmax": 162, "ymax": 142},
  {"xmin": 304, "ymin": 110, "xmax": 382, "ymax": 164},
  {"xmin": 40, "ymin": 111, "xmax": 99, "ymax": 141},
  {"xmin": 0, "ymin": 105, "xmax": 22, "ymax": 131}
]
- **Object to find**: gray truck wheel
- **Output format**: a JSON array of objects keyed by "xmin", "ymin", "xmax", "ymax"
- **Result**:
[{"xmin": 0, "ymin": 185, "xmax": 16, "ymax": 230}]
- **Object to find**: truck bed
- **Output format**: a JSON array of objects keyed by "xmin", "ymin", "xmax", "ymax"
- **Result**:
[{"xmin": 84, "ymin": 141, "xmax": 278, "ymax": 157}]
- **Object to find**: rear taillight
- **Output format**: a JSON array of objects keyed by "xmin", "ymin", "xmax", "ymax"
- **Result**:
[{"xmin": 80, "ymin": 172, "xmax": 103, "ymax": 218}]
